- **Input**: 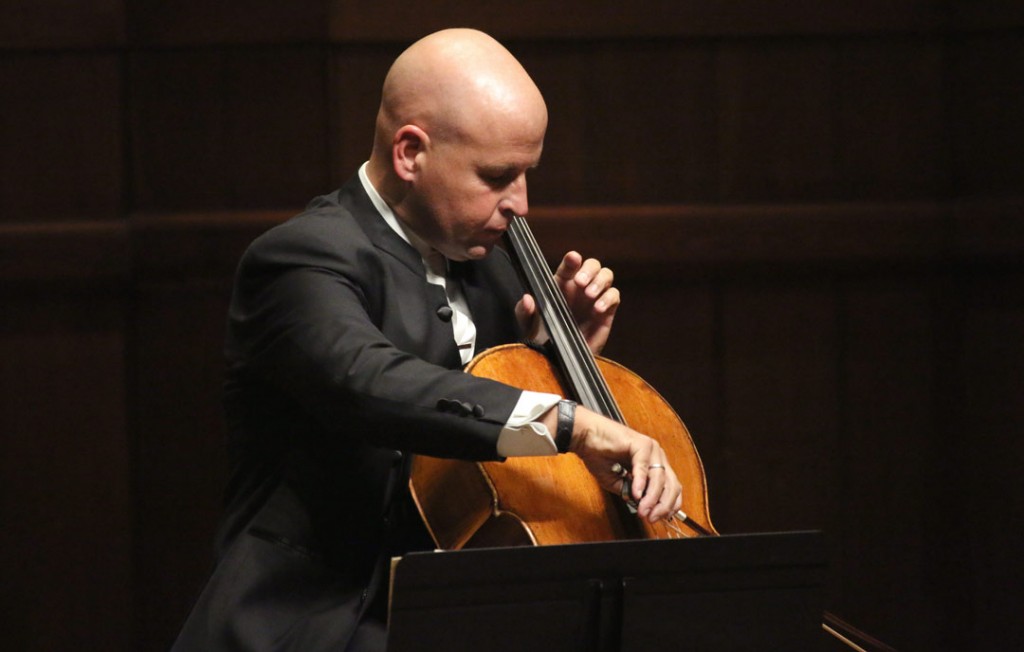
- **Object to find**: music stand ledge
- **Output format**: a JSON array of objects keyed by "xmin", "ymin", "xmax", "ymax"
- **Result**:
[{"xmin": 387, "ymin": 531, "xmax": 827, "ymax": 652}]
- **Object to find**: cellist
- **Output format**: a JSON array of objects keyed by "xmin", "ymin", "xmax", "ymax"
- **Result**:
[{"xmin": 170, "ymin": 28, "xmax": 683, "ymax": 652}]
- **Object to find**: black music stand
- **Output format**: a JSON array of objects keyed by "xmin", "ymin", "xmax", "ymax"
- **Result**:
[{"xmin": 387, "ymin": 531, "xmax": 826, "ymax": 652}]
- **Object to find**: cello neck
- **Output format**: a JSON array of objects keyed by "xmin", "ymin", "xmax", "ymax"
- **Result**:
[{"xmin": 503, "ymin": 214, "xmax": 623, "ymax": 421}]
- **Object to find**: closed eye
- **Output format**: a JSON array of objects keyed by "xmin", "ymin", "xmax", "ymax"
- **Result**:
[{"xmin": 480, "ymin": 169, "xmax": 520, "ymax": 189}]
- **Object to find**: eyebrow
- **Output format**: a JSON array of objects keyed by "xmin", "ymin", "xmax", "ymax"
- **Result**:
[{"xmin": 479, "ymin": 159, "xmax": 542, "ymax": 175}]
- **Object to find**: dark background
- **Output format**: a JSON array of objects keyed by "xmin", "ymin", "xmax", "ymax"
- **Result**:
[{"xmin": 2, "ymin": 1, "xmax": 1021, "ymax": 650}]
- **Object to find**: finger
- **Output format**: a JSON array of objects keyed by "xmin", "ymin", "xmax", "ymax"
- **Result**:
[
  {"xmin": 650, "ymin": 466, "xmax": 682, "ymax": 523},
  {"xmin": 591, "ymin": 286, "xmax": 620, "ymax": 315},
  {"xmin": 554, "ymin": 251, "xmax": 583, "ymax": 282},
  {"xmin": 637, "ymin": 459, "xmax": 668, "ymax": 521},
  {"xmin": 611, "ymin": 474, "xmax": 628, "ymax": 505},
  {"xmin": 515, "ymin": 293, "xmax": 535, "ymax": 319},
  {"xmin": 582, "ymin": 264, "xmax": 614, "ymax": 300},
  {"xmin": 572, "ymin": 257, "xmax": 603, "ymax": 292},
  {"xmin": 514, "ymin": 294, "xmax": 541, "ymax": 341},
  {"xmin": 628, "ymin": 440, "xmax": 657, "ymax": 505}
]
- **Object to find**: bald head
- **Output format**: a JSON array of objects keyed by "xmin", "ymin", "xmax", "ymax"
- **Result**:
[
  {"xmin": 366, "ymin": 29, "xmax": 548, "ymax": 260},
  {"xmin": 368, "ymin": 29, "xmax": 547, "ymax": 180}
]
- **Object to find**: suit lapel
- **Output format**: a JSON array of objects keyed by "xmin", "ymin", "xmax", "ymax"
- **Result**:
[
  {"xmin": 334, "ymin": 176, "xmax": 464, "ymax": 368},
  {"xmin": 336, "ymin": 177, "xmax": 425, "ymax": 278}
]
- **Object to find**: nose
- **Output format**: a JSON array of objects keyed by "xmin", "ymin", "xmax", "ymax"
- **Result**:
[{"xmin": 501, "ymin": 174, "xmax": 529, "ymax": 217}]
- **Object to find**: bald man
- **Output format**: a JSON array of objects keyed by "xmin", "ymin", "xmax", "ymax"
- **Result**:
[{"xmin": 171, "ymin": 29, "xmax": 681, "ymax": 652}]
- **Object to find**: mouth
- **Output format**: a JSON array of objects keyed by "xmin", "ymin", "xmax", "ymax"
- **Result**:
[{"xmin": 483, "ymin": 225, "xmax": 507, "ymax": 240}]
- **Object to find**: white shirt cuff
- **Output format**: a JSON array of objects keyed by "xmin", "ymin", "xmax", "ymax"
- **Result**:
[{"xmin": 495, "ymin": 391, "xmax": 561, "ymax": 457}]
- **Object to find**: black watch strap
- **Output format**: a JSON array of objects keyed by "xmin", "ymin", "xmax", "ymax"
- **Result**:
[{"xmin": 555, "ymin": 399, "xmax": 576, "ymax": 453}]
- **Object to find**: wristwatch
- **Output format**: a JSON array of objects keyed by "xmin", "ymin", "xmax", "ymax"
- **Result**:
[{"xmin": 555, "ymin": 399, "xmax": 576, "ymax": 453}]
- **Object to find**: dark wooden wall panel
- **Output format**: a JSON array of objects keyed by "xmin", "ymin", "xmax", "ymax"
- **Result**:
[
  {"xmin": 949, "ymin": 0, "xmax": 1024, "ymax": 30},
  {"xmin": 128, "ymin": 51, "xmax": 232, "ymax": 210},
  {"xmin": 127, "ymin": 0, "xmax": 326, "ymax": 46},
  {"xmin": 0, "ymin": 221, "xmax": 128, "ymax": 285},
  {"xmin": 717, "ymin": 41, "xmax": 837, "ymax": 201},
  {"xmin": 0, "ymin": 0, "xmax": 124, "ymax": 49},
  {"xmin": 718, "ymin": 281, "xmax": 841, "ymax": 531},
  {"xmin": 513, "ymin": 44, "xmax": 590, "ymax": 203},
  {"xmin": 959, "ymin": 270, "xmax": 1024, "ymax": 652},
  {"xmin": 835, "ymin": 40, "xmax": 948, "ymax": 200},
  {"xmin": 587, "ymin": 42, "xmax": 719, "ymax": 202},
  {"xmin": 0, "ymin": 54, "xmax": 122, "ymax": 222},
  {"xmin": 839, "ymin": 278, "xmax": 950, "ymax": 649},
  {"xmin": 328, "ymin": 46, "xmax": 403, "ymax": 184},
  {"xmin": 328, "ymin": 0, "xmax": 946, "ymax": 42},
  {"xmin": 129, "ymin": 280, "xmax": 234, "ymax": 652},
  {"xmin": 3, "ymin": 3, "xmax": 1023, "ymax": 651},
  {"xmin": 948, "ymin": 32, "xmax": 1024, "ymax": 197},
  {"xmin": 129, "ymin": 47, "xmax": 331, "ymax": 211},
  {"xmin": 0, "ymin": 295, "xmax": 132, "ymax": 651}
]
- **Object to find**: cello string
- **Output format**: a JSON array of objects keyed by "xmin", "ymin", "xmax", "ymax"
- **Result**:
[
  {"xmin": 507, "ymin": 217, "xmax": 592, "ymax": 400},
  {"xmin": 516, "ymin": 218, "xmax": 615, "ymax": 415},
  {"xmin": 510, "ymin": 216, "xmax": 589, "ymax": 386},
  {"xmin": 508, "ymin": 216, "xmax": 623, "ymax": 420}
]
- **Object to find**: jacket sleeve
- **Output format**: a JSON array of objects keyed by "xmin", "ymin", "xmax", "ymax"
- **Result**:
[{"xmin": 226, "ymin": 212, "xmax": 525, "ymax": 461}]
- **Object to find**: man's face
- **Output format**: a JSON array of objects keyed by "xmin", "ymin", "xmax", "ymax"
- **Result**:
[{"xmin": 407, "ymin": 115, "xmax": 545, "ymax": 261}]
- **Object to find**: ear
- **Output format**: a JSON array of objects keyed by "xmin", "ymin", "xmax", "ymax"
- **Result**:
[{"xmin": 392, "ymin": 124, "xmax": 429, "ymax": 182}]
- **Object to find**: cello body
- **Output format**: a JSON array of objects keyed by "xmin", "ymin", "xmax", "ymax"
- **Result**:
[{"xmin": 409, "ymin": 343, "xmax": 717, "ymax": 550}]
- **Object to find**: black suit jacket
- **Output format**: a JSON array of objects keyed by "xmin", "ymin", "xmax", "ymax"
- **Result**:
[{"xmin": 171, "ymin": 176, "xmax": 528, "ymax": 651}]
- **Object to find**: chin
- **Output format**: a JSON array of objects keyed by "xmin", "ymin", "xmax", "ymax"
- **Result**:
[{"xmin": 462, "ymin": 244, "xmax": 493, "ymax": 260}]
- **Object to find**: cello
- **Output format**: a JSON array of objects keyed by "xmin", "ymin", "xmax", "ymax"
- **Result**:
[
  {"xmin": 409, "ymin": 213, "xmax": 715, "ymax": 549},
  {"xmin": 408, "ymin": 214, "xmax": 896, "ymax": 651}
]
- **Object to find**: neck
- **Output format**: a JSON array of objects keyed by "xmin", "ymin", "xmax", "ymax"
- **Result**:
[{"xmin": 362, "ymin": 157, "xmax": 439, "ymax": 257}]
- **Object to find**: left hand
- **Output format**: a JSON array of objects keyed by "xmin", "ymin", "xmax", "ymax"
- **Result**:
[{"xmin": 515, "ymin": 251, "xmax": 620, "ymax": 355}]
